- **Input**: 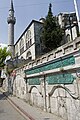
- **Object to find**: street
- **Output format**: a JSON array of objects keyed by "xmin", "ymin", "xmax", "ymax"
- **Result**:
[{"xmin": 0, "ymin": 91, "xmax": 27, "ymax": 120}]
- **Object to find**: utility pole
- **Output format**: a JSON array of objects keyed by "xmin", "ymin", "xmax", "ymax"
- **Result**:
[{"xmin": 73, "ymin": 0, "xmax": 80, "ymax": 33}]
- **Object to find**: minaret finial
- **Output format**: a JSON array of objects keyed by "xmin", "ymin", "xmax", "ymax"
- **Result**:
[{"xmin": 10, "ymin": 0, "xmax": 14, "ymax": 11}]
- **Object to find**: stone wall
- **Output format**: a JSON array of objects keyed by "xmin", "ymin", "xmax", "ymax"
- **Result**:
[{"xmin": 7, "ymin": 37, "xmax": 80, "ymax": 120}]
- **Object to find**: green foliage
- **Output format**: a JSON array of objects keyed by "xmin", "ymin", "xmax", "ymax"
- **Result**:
[
  {"xmin": 41, "ymin": 3, "xmax": 64, "ymax": 51},
  {"xmin": 0, "ymin": 47, "xmax": 11, "ymax": 68}
]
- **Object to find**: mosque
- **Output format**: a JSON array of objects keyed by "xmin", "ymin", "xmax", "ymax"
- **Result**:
[
  {"xmin": 2, "ymin": 0, "xmax": 80, "ymax": 120},
  {"xmin": 7, "ymin": 0, "xmax": 79, "ymax": 61}
]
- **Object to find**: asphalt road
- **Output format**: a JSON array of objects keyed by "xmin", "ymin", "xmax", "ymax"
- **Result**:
[{"xmin": 0, "ymin": 91, "xmax": 27, "ymax": 120}]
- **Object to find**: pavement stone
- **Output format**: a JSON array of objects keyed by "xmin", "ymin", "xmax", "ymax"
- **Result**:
[{"xmin": 0, "ymin": 88, "xmax": 64, "ymax": 120}]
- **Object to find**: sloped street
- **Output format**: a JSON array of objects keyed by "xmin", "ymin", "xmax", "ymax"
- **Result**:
[
  {"xmin": 0, "ymin": 91, "xmax": 27, "ymax": 120},
  {"xmin": 0, "ymin": 88, "xmax": 64, "ymax": 120}
]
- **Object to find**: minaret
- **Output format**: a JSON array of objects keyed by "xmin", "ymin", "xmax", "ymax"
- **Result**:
[{"xmin": 7, "ymin": 0, "xmax": 16, "ymax": 58}]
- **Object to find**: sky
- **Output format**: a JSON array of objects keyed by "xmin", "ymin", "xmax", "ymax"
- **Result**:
[{"xmin": 0, "ymin": 0, "xmax": 80, "ymax": 44}]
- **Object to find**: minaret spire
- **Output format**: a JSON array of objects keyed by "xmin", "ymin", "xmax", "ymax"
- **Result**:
[
  {"xmin": 7, "ymin": 0, "xmax": 16, "ymax": 58},
  {"xmin": 11, "ymin": 0, "xmax": 14, "ymax": 11}
]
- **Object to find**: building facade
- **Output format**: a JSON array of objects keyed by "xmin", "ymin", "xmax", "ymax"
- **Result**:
[
  {"xmin": 58, "ymin": 12, "xmax": 78, "ymax": 43},
  {"xmin": 15, "ymin": 20, "xmax": 43, "ymax": 60},
  {"xmin": 15, "ymin": 12, "xmax": 79, "ymax": 61}
]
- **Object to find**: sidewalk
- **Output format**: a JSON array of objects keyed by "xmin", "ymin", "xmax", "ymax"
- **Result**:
[{"xmin": 0, "ymin": 88, "xmax": 64, "ymax": 120}]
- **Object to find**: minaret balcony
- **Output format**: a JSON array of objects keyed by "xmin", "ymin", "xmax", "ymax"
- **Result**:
[{"xmin": 7, "ymin": 17, "xmax": 16, "ymax": 24}]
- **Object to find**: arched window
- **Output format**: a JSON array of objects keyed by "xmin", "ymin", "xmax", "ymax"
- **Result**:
[
  {"xmin": 28, "ymin": 41, "xmax": 29, "ymax": 47},
  {"xmin": 26, "ymin": 30, "xmax": 32, "ymax": 49},
  {"xmin": 66, "ymin": 34, "xmax": 70, "ymax": 43},
  {"xmin": 20, "ymin": 38, "xmax": 24, "ymax": 48},
  {"xmin": 15, "ymin": 44, "xmax": 18, "ymax": 52},
  {"xmin": 30, "ymin": 39, "xmax": 32, "ymax": 46},
  {"xmin": 26, "ymin": 51, "xmax": 32, "ymax": 60},
  {"xmin": 15, "ymin": 44, "xmax": 18, "ymax": 56},
  {"xmin": 20, "ymin": 38, "xmax": 24, "ymax": 54}
]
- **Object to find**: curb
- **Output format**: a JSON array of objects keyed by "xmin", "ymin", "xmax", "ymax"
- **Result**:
[
  {"xmin": 1, "ymin": 89, "xmax": 35, "ymax": 120},
  {"xmin": 7, "ymin": 97, "xmax": 35, "ymax": 120}
]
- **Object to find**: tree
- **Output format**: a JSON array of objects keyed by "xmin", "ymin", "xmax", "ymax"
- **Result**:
[
  {"xmin": 0, "ymin": 47, "xmax": 11, "ymax": 86},
  {"xmin": 0, "ymin": 47, "xmax": 11, "ymax": 69},
  {"xmin": 41, "ymin": 3, "xmax": 64, "ymax": 51}
]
